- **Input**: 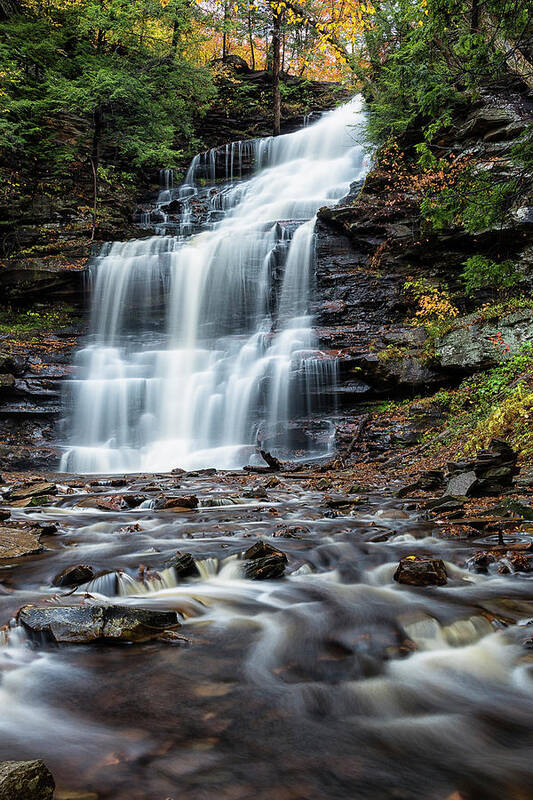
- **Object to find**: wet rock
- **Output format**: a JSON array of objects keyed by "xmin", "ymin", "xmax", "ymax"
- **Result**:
[
  {"xmin": 165, "ymin": 552, "xmax": 199, "ymax": 578},
  {"xmin": 243, "ymin": 485, "xmax": 268, "ymax": 499},
  {"xmin": 52, "ymin": 564, "xmax": 95, "ymax": 588},
  {"xmin": 0, "ymin": 509, "xmax": 11, "ymax": 521},
  {"xmin": 0, "ymin": 526, "xmax": 43, "ymax": 559},
  {"xmin": 273, "ymin": 524, "xmax": 309, "ymax": 538},
  {"xmin": 243, "ymin": 540, "xmax": 287, "ymax": 579},
  {"xmin": 0, "ymin": 759, "xmax": 55, "ymax": 799},
  {"xmin": 376, "ymin": 508, "xmax": 409, "ymax": 520},
  {"xmin": 8, "ymin": 481, "xmax": 57, "ymax": 501},
  {"xmin": 446, "ymin": 470, "xmax": 478, "ymax": 497},
  {"xmin": 153, "ymin": 494, "xmax": 198, "ymax": 510},
  {"xmin": 17, "ymin": 604, "xmax": 180, "ymax": 644},
  {"xmin": 120, "ymin": 494, "xmax": 147, "ymax": 509},
  {"xmin": 324, "ymin": 493, "xmax": 365, "ymax": 508},
  {"xmin": 468, "ymin": 549, "xmax": 533, "ymax": 575},
  {"xmin": 394, "ymin": 556, "xmax": 448, "ymax": 586}
]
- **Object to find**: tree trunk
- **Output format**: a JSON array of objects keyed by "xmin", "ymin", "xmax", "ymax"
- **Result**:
[
  {"xmin": 272, "ymin": 5, "xmax": 281, "ymax": 136},
  {"xmin": 222, "ymin": 0, "xmax": 229, "ymax": 59},
  {"xmin": 470, "ymin": 0, "xmax": 479, "ymax": 32},
  {"xmin": 248, "ymin": 8, "xmax": 255, "ymax": 70}
]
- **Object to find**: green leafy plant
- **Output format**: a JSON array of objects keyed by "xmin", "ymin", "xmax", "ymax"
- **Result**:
[{"xmin": 461, "ymin": 255, "xmax": 521, "ymax": 295}]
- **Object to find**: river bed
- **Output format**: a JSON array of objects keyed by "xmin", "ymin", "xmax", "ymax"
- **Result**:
[{"xmin": 1, "ymin": 470, "xmax": 533, "ymax": 799}]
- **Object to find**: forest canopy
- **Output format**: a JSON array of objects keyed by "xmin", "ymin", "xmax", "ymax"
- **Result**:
[{"xmin": 0, "ymin": 0, "xmax": 531, "ymax": 238}]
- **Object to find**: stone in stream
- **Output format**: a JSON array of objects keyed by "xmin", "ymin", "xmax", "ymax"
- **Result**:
[
  {"xmin": 17, "ymin": 604, "xmax": 180, "ymax": 644},
  {"xmin": 153, "ymin": 494, "xmax": 199, "ymax": 510},
  {"xmin": 243, "ymin": 484, "xmax": 268, "ymax": 499},
  {"xmin": 243, "ymin": 540, "xmax": 287, "ymax": 579},
  {"xmin": 165, "ymin": 551, "xmax": 200, "ymax": 578},
  {"xmin": 52, "ymin": 564, "xmax": 96, "ymax": 588},
  {"xmin": 0, "ymin": 759, "xmax": 55, "ymax": 799},
  {"xmin": 0, "ymin": 509, "xmax": 10, "ymax": 522},
  {"xmin": 394, "ymin": 556, "xmax": 448, "ymax": 586},
  {"xmin": 0, "ymin": 526, "xmax": 44, "ymax": 559},
  {"xmin": 8, "ymin": 481, "xmax": 57, "ymax": 502}
]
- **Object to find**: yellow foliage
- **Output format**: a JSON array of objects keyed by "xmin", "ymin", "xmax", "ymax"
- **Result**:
[{"xmin": 465, "ymin": 385, "xmax": 533, "ymax": 454}]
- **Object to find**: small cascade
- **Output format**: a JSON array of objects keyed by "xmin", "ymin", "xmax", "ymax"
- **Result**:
[{"xmin": 61, "ymin": 96, "xmax": 369, "ymax": 473}]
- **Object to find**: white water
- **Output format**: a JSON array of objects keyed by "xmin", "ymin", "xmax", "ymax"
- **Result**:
[{"xmin": 60, "ymin": 97, "xmax": 368, "ymax": 473}]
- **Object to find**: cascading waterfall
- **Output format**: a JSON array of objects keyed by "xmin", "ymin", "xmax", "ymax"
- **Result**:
[{"xmin": 60, "ymin": 96, "xmax": 369, "ymax": 473}]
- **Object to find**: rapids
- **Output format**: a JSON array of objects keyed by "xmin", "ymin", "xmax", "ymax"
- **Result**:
[
  {"xmin": 59, "ymin": 98, "xmax": 369, "ymax": 474},
  {"xmin": 2, "ymin": 473, "xmax": 533, "ymax": 799}
]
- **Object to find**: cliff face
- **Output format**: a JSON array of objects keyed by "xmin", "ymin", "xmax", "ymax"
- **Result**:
[{"xmin": 314, "ymin": 81, "xmax": 533, "ymax": 449}]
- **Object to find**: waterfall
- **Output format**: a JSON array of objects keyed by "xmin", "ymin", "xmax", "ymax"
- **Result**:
[{"xmin": 60, "ymin": 96, "xmax": 369, "ymax": 473}]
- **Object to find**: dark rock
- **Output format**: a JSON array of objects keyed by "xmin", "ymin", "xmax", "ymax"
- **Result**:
[
  {"xmin": 243, "ymin": 485, "xmax": 268, "ymax": 499},
  {"xmin": 0, "ymin": 526, "xmax": 43, "ymax": 558},
  {"xmin": 468, "ymin": 549, "xmax": 533, "ymax": 575},
  {"xmin": 153, "ymin": 494, "xmax": 198, "ymax": 510},
  {"xmin": 445, "ymin": 470, "xmax": 478, "ymax": 497},
  {"xmin": 9, "ymin": 481, "xmax": 57, "ymax": 501},
  {"xmin": 394, "ymin": 556, "xmax": 448, "ymax": 586},
  {"xmin": 17, "ymin": 604, "xmax": 180, "ymax": 644},
  {"xmin": 165, "ymin": 552, "xmax": 199, "ymax": 578},
  {"xmin": 426, "ymin": 495, "xmax": 465, "ymax": 512},
  {"xmin": 52, "ymin": 564, "xmax": 95, "ymax": 588},
  {"xmin": 119, "ymin": 494, "xmax": 147, "ymax": 509},
  {"xmin": 0, "ymin": 509, "xmax": 11, "ymax": 521},
  {"xmin": 0, "ymin": 759, "xmax": 55, "ymax": 799},
  {"xmin": 243, "ymin": 540, "xmax": 287, "ymax": 579}
]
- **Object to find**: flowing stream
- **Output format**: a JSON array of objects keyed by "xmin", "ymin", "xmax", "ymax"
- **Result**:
[
  {"xmin": 2, "ymin": 473, "xmax": 533, "ymax": 800},
  {"xmin": 60, "ymin": 97, "xmax": 368, "ymax": 474}
]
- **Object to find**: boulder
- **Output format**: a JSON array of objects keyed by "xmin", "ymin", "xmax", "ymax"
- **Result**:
[
  {"xmin": 52, "ymin": 564, "xmax": 95, "ymax": 588},
  {"xmin": 0, "ymin": 526, "xmax": 43, "ymax": 559},
  {"xmin": 8, "ymin": 481, "xmax": 57, "ymax": 502},
  {"xmin": 436, "ymin": 310, "xmax": 533, "ymax": 371},
  {"xmin": 0, "ymin": 759, "xmax": 54, "ymax": 799},
  {"xmin": 165, "ymin": 552, "xmax": 199, "ymax": 578},
  {"xmin": 445, "ymin": 470, "xmax": 478, "ymax": 497},
  {"xmin": 243, "ymin": 540, "xmax": 287, "ymax": 579},
  {"xmin": 394, "ymin": 556, "xmax": 448, "ymax": 586},
  {"xmin": 17, "ymin": 604, "xmax": 180, "ymax": 644}
]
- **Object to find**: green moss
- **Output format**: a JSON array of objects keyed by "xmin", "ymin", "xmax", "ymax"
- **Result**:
[{"xmin": 0, "ymin": 304, "xmax": 78, "ymax": 333}]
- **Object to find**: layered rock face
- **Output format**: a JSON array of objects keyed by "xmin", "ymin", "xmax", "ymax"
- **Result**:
[{"xmin": 314, "ymin": 83, "xmax": 533, "ymax": 411}]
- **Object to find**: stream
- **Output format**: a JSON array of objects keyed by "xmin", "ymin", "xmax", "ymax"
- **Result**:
[{"xmin": 1, "ymin": 472, "xmax": 533, "ymax": 799}]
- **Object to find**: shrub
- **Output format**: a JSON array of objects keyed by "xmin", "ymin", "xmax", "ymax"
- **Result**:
[{"xmin": 461, "ymin": 255, "xmax": 521, "ymax": 295}]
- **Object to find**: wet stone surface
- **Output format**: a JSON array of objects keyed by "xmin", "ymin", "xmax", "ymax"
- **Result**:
[{"xmin": 0, "ymin": 468, "xmax": 533, "ymax": 799}]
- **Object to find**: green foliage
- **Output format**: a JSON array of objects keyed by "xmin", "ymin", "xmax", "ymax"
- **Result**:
[
  {"xmin": 420, "ymin": 167, "xmax": 518, "ymax": 233},
  {"xmin": 461, "ymin": 255, "xmax": 521, "ymax": 295},
  {"xmin": 0, "ymin": 0, "xmax": 215, "ymax": 225},
  {"xmin": 429, "ymin": 344, "xmax": 533, "ymax": 452},
  {"xmin": 0, "ymin": 305, "xmax": 77, "ymax": 333}
]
